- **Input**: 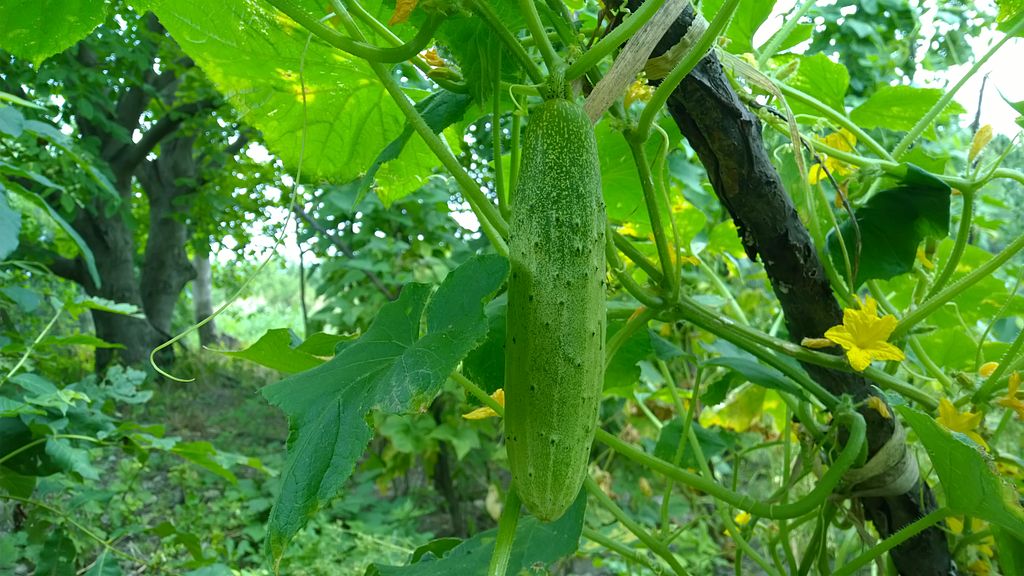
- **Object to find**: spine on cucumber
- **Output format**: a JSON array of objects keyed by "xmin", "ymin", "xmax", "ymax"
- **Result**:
[{"xmin": 505, "ymin": 96, "xmax": 606, "ymax": 522}]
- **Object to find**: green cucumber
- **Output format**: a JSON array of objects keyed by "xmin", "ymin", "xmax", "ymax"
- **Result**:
[{"xmin": 505, "ymin": 96, "xmax": 606, "ymax": 522}]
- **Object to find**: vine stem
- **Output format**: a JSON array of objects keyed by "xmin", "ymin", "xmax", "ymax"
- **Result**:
[
  {"xmin": 974, "ymin": 324, "xmax": 1024, "ymax": 403},
  {"xmin": 637, "ymin": 0, "xmax": 741, "ymax": 139},
  {"xmin": 265, "ymin": 0, "xmax": 443, "ymax": 63},
  {"xmin": 776, "ymin": 84, "xmax": 893, "ymax": 162},
  {"xmin": 684, "ymin": 419, "xmax": 780, "ymax": 576},
  {"xmin": 564, "ymin": 0, "xmax": 671, "ymax": 80},
  {"xmin": 2, "ymin": 494, "xmax": 150, "ymax": 567},
  {"xmin": 582, "ymin": 527, "xmax": 661, "ymax": 573},
  {"xmin": 519, "ymin": 0, "xmax": 561, "ymax": 70},
  {"xmin": 584, "ymin": 477, "xmax": 691, "ymax": 575},
  {"xmin": 925, "ymin": 190, "xmax": 975, "ymax": 298},
  {"xmin": 0, "ymin": 303, "xmax": 62, "ymax": 388},
  {"xmin": 0, "ymin": 434, "xmax": 103, "ymax": 467},
  {"xmin": 831, "ymin": 508, "xmax": 951, "ymax": 576},
  {"xmin": 893, "ymin": 232, "xmax": 1024, "ymax": 341},
  {"xmin": 627, "ymin": 131, "xmax": 677, "ymax": 294},
  {"xmin": 487, "ymin": 488, "xmax": 521, "ymax": 576},
  {"xmin": 891, "ymin": 15, "xmax": 1024, "ymax": 159},
  {"xmin": 468, "ymin": 0, "xmax": 545, "ymax": 84},
  {"xmin": 326, "ymin": 2, "xmax": 510, "ymax": 254},
  {"xmin": 593, "ymin": 409, "xmax": 865, "ymax": 520},
  {"xmin": 756, "ymin": 0, "xmax": 817, "ymax": 66}
]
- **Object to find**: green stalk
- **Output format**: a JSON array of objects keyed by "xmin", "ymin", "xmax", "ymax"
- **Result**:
[
  {"xmin": 607, "ymin": 226, "xmax": 667, "ymax": 308},
  {"xmin": 341, "ymin": 0, "xmax": 431, "ymax": 74},
  {"xmin": 830, "ymin": 508, "xmax": 950, "ymax": 576},
  {"xmin": 583, "ymin": 527, "xmax": 662, "ymax": 573},
  {"xmin": 684, "ymin": 423, "xmax": 780, "ymax": 576},
  {"xmin": 333, "ymin": 14, "xmax": 510, "ymax": 251},
  {"xmin": 638, "ymin": 0, "xmax": 741, "ymax": 139},
  {"xmin": 606, "ymin": 307, "xmax": 658, "ymax": 372},
  {"xmin": 628, "ymin": 131, "xmax": 677, "ymax": 294},
  {"xmin": 756, "ymin": 0, "xmax": 817, "ymax": 65},
  {"xmin": 266, "ymin": 0, "xmax": 443, "ymax": 63},
  {"xmin": 974, "ymin": 325, "xmax": 1024, "ymax": 402},
  {"xmin": 492, "ymin": 57, "xmax": 509, "ymax": 219},
  {"xmin": 892, "ymin": 16, "xmax": 1024, "ymax": 159},
  {"xmin": 672, "ymin": 295, "xmax": 936, "ymax": 408},
  {"xmin": 893, "ymin": 233, "xmax": 1024, "ymax": 340},
  {"xmin": 777, "ymin": 84, "xmax": 893, "ymax": 161},
  {"xmin": 2, "ymin": 494, "xmax": 149, "ymax": 567},
  {"xmin": 612, "ymin": 229, "xmax": 665, "ymax": 284},
  {"xmin": 564, "ymin": 0, "xmax": 670, "ymax": 80},
  {"xmin": 1, "ymin": 303, "xmax": 62, "ymax": 387},
  {"xmin": 487, "ymin": 488, "xmax": 522, "ymax": 576},
  {"xmin": 926, "ymin": 190, "xmax": 975, "ymax": 298},
  {"xmin": 508, "ymin": 111, "xmax": 523, "ymax": 201},
  {"xmin": 584, "ymin": 477, "xmax": 691, "ymax": 575},
  {"xmin": 467, "ymin": 0, "xmax": 546, "ymax": 84},
  {"xmin": 697, "ymin": 256, "xmax": 749, "ymax": 324},
  {"xmin": 519, "ymin": 0, "xmax": 561, "ymax": 70},
  {"xmin": 594, "ymin": 409, "xmax": 865, "ymax": 519},
  {"xmin": 658, "ymin": 360, "xmax": 701, "ymax": 538}
]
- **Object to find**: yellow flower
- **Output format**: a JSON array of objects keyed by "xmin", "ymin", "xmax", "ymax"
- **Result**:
[
  {"xmin": 823, "ymin": 296, "xmax": 905, "ymax": 371},
  {"xmin": 916, "ymin": 246, "xmax": 935, "ymax": 270},
  {"xmin": 462, "ymin": 389, "xmax": 504, "ymax": 420},
  {"xmin": 866, "ymin": 396, "xmax": 892, "ymax": 420},
  {"xmin": 936, "ymin": 398, "xmax": 988, "ymax": 449},
  {"xmin": 809, "ymin": 129, "xmax": 857, "ymax": 185},
  {"xmin": 996, "ymin": 372, "xmax": 1024, "ymax": 419},
  {"xmin": 624, "ymin": 79, "xmax": 654, "ymax": 109},
  {"xmin": 617, "ymin": 222, "xmax": 640, "ymax": 237},
  {"xmin": 978, "ymin": 361, "xmax": 999, "ymax": 378},
  {"xmin": 734, "ymin": 511, "xmax": 752, "ymax": 526},
  {"xmin": 969, "ymin": 124, "xmax": 994, "ymax": 163}
]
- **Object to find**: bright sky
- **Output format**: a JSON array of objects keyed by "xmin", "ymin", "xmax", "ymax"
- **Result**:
[
  {"xmin": 232, "ymin": 1, "xmax": 1024, "ymax": 266},
  {"xmin": 762, "ymin": 0, "xmax": 1024, "ymax": 134}
]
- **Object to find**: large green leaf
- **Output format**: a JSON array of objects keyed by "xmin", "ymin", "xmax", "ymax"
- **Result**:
[
  {"xmin": 700, "ymin": 0, "xmax": 776, "ymax": 54},
  {"xmin": 654, "ymin": 419, "xmax": 736, "ymax": 469},
  {"xmin": 372, "ymin": 490, "xmax": 586, "ymax": 575},
  {"xmin": 84, "ymin": 551, "xmax": 123, "ymax": 576},
  {"xmin": 357, "ymin": 90, "xmax": 474, "ymax": 206},
  {"xmin": 850, "ymin": 85, "xmax": 965, "ymax": 132},
  {"xmin": 146, "ymin": 0, "xmax": 422, "ymax": 184},
  {"xmin": 35, "ymin": 529, "xmax": 77, "ymax": 576},
  {"xmin": 218, "ymin": 328, "xmax": 326, "ymax": 374},
  {"xmin": 434, "ymin": 0, "xmax": 525, "ymax": 103},
  {"xmin": 0, "ymin": 1, "xmax": 108, "ymax": 66},
  {"xmin": 3, "ymin": 182, "xmax": 101, "ymax": 287},
  {"xmin": 998, "ymin": 0, "xmax": 1024, "ymax": 36},
  {"xmin": 784, "ymin": 53, "xmax": 849, "ymax": 116},
  {"xmin": 827, "ymin": 165, "xmax": 951, "ymax": 287},
  {"xmin": 898, "ymin": 406, "xmax": 1024, "ymax": 540},
  {"xmin": 0, "ymin": 193, "xmax": 20, "ymax": 260},
  {"xmin": 261, "ymin": 254, "xmax": 509, "ymax": 565}
]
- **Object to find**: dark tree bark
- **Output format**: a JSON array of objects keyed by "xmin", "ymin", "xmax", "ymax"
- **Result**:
[
  {"xmin": 8, "ymin": 13, "xmax": 239, "ymax": 369},
  {"xmin": 192, "ymin": 251, "xmax": 220, "ymax": 347},
  {"xmin": 618, "ymin": 3, "xmax": 954, "ymax": 574},
  {"xmin": 137, "ymin": 135, "xmax": 200, "ymax": 336}
]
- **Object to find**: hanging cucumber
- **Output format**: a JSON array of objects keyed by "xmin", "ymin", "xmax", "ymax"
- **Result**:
[{"xmin": 504, "ymin": 94, "xmax": 606, "ymax": 522}]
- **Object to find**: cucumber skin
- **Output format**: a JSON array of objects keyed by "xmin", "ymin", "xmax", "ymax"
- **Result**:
[{"xmin": 505, "ymin": 98, "xmax": 606, "ymax": 522}]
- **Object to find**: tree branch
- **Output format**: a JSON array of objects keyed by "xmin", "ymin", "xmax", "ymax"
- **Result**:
[
  {"xmin": 616, "ymin": 3, "xmax": 955, "ymax": 574},
  {"xmin": 293, "ymin": 205, "xmax": 396, "ymax": 301},
  {"xmin": 114, "ymin": 99, "xmax": 218, "ymax": 176}
]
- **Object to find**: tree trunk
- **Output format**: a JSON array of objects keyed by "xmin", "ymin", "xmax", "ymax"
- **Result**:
[
  {"xmin": 192, "ymin": 250, "xmax": 221, "ymax": 347},
  {"xmin": 618, "ymin": 2, "xmax": 955, "ymax": 573},
  {"xmin": 72, "ymin": 209, "xmax": 164, "ymax": 368},
  {"xmin": 138, "ymin": 136, "xmax": 199, "ymax": 337}
]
